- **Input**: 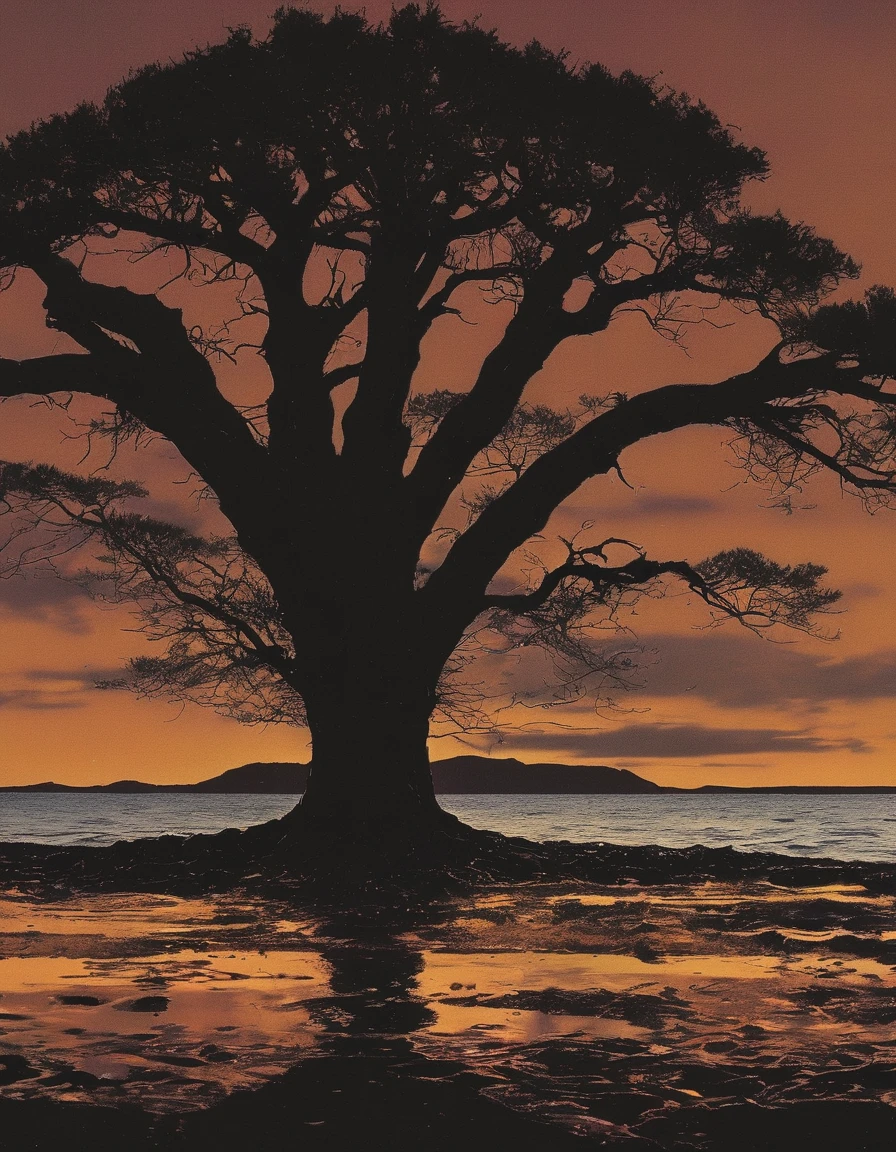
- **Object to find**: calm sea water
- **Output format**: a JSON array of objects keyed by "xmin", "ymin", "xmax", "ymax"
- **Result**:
[{"xmin": 1, "ymin": 793, "xmax": 896, "ymax": 862}]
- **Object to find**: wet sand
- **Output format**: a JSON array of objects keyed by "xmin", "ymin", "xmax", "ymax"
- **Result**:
[{"xmin": 1, "ymin": 877, "xmax": 896, "ymax": 1148}]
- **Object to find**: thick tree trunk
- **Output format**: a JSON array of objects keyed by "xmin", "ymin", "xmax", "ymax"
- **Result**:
[
  {"xmin": 272, "ymin": 554, "xmax": 461, "ymax": 859},
  {"xmin": 291, "ymin": 684, "xmax": 449, "ymax": 851}
]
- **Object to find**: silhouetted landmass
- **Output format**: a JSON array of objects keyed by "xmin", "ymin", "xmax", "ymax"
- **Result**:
[
  {"xmin": 0, "ymin": 762, "xmax": 304, "ymax": 794},
  {"xmin": 171, "ymin": 763, "xmax": 307, "ymax": 794},
  {"xmin": 0, "ymin": 758, "xmax": 649, "ymax": 794},
  {"xmin": 2, "ymin": 757, "xmax": 895, "ymax": 795},
  {"xmin": 432, "ymin": 757, "xmax": 662, "ymax": 793}
]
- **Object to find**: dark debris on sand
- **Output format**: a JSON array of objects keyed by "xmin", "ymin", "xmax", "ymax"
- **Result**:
[
  {"xmin": 3, "ymin": 812, "xmax": 896, "ymax": 901},
  {"xmin": 2, "ymin": 1039, "xmax": 896, "ymax": 1151},
  {"xmin": 4, "ymin": 820, "xmax": 896, "ymax": 1149}
]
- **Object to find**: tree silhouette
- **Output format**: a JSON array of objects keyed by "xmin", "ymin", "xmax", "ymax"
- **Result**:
[{"xmin": 0, "ymin": 4, "xmax": 895, "ymax": 851}]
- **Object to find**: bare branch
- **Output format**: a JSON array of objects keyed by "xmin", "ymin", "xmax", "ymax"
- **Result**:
[
  {"xmin": 418, "ymin": 351, "xmax": 876, "ymax": 639},
  {"xmin": 483, "ymin": 540, "xmax": 839, "ymax": 636},
  {"xmin": 0, "ymin": 461, "xmax": 305, "ymax": 724}
]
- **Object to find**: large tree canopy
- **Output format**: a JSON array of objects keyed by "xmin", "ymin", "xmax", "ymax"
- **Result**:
[{"xmin": 0, "ymin": 4, "xmax": 895, "ymax": 845}]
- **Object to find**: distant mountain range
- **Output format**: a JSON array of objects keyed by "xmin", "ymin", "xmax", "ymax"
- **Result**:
[{"xmin": 2, "ymin": 756, "xmax": 895, "ymax": 794}]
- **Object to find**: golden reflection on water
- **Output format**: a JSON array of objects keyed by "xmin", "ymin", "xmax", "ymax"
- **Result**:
[
  {"xmin": 0, "ymin": 948, "xmax": 330, "ymax": 1107},
  {"xmin": 421, "ymin": 949, "xmax": 785, "ymax": 991},
  {"xmin": 544, "ymin": 882, "xmax": 880, "ymax": 908},
  {"xmin": 1, "ymin": 883, "xmax": 894, "ymax": 1114},
  {"xmin": 0, "ymin": 894, "xmax": 244, "ymax": 938},
  {"xmin": 428, "ymin": 1002, "xmax": 645, "ymax": 1043}
]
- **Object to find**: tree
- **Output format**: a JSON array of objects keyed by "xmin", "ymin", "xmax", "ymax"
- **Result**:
[{"xmin": 0, "ymin": 4, "xmax": 894, "ymax": 855}]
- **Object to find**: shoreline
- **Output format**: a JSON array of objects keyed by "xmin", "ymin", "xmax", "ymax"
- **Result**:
[
  {"xmin": 4, "ymin": 791, "xmax": 896, "ymax": 868},
  {"xmin": 2, "ymin": 826, "xmax": 896, "ymax": 900}
]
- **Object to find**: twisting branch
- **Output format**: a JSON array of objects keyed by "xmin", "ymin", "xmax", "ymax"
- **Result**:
[
  {"xmin": 322, "ymin": 362, "xmax": 364, "ymax": 390},
  {"xmin": 16, "ymin": 254, "xmax": 274, "ymax": 524},
  {"xmin": 0, "ymin": 461, "xmax": 305, "ymax": 724},
  {"xmin": 0, "ymin": 353, "xmax": 135, "ymax": 402},
  {"xmin": 419, "ymin": 349, "xmax": 885, "ymax": 634},
  {"xmin": 733, "ymin": 398, "xmax": 896, "ymax": 510},
  {"xmin": 483, "ymin": 539, "xmax": 840, "ymax": 636},
  {"xmin": 415, "ymin": 262, "xmax": 523, "ymax": 333}
]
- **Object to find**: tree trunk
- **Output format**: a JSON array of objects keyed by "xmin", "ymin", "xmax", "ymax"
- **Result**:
[
  {"xmin": 291, "ymin": 683, "xmax": 449, "ymax": 851},
  {"xmin": 271, "ymin": 557, "xmax": 462, "ymax": 860}
]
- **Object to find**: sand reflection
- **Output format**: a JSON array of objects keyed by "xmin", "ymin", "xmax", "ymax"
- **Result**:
[{"xmin": 1, "ymin": 880, "xmax": 895, "ymax": 1129}]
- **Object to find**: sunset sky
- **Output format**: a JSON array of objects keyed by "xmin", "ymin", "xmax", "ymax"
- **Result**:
[{"xmin": 1, "ymin": 0, "xmax": 895, "ymax": 788}]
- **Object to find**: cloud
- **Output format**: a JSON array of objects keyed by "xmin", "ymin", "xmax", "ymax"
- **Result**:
[
  {"xmin": 496, "ymin": 723, "xmax": 870, "ymax": 759},
  {"xmin": 840, "ymin": 582, "xmax": 884, "ymax": 601},
  {"xmin": 0, "ymin": 689, "xmax": 84, "ymax": 710},
  {"xmin": 623, "ymin": 494, "xmax": 721, "ymax": 517},
  {"xmin": 634, "ymin": 632, "xmax": 896, "ymax": 709},
  {"xmin": 25, "ymin": 667, "xmax": 123, "ymax": 684},
  {"xmin": 614, "ymin": 759, "xmax": 771, "ymax": 769},
  {"xmin": 0, "ymin": 667, "xmax": 122, "ymax": 711},
  {"xmin": 563, "ymin": 492, "xmax": 721, "ymax": 521},
  {"xmin": 454, "ymin": 626, "xmax": 896, "ymax": 724},
  {"xmin": 0, "ymin": 574, "xmax": 92, "ymax": 631}
]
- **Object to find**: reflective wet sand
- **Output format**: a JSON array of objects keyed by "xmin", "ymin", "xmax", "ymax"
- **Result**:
[{"xmin": 2, "ymin": 880, "xmax": 896, "ymax": 1143}]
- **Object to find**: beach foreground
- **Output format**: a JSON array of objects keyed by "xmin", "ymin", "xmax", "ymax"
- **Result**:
[{"xmin": 1, "ymin": 867, "xmax": 896, "ymax": 1149}]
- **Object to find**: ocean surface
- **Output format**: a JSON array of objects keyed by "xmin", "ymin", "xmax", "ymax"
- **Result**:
[{"xmin": 1, "ymin": 793, "xmax": 896, "ymax": 862}]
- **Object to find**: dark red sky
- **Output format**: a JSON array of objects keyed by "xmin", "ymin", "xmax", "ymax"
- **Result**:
[{"xmin": 0, "ymin": 1, "xmax": 894, "ymax": 786}]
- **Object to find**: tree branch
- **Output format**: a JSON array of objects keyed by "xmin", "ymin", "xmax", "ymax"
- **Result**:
[
  {"xmin": 321, "ymin": 361, "xmax": 364, "ymax": 389},
  {"xmin": 407, "ymin": 255, "xmax": 729, "ymax": 538},
  {"xmin": 100, "ymin": 208, "xmax": 269, "ymax": 276},
  {"xmin": 419, "ymin": 352, "xmax": 870, "ymax": 641},
  {"xmin": 415, "ymin": 263, "xmax": 523, "ymax": 333},
  {"xmin": 0, "ymin": 352, "xmax": 130, "ymax": 400},
  {"xmin": 21, "ymin": 253, "xmax": 274, "ymax": 536},
  {"xmin": 483, "ymin": 544, "xmax": 838, "ymax": 635},
  {"xmin": 99, "ymin": 516, "xmax": 296, "ymax": 681}
]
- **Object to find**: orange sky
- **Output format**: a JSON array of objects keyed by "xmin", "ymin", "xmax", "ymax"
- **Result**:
[{"xmin": 0, "ymin": 0, "xmax": 895, "ymax": 788}]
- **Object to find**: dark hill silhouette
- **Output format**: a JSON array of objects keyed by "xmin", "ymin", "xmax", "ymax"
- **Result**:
[
  {"xmin": 2, "ymin": 758, "xmax": 895, "ymax": 794},
  {"xmin": 0, "ymin": 763, "xmax": 305, "ymax": 794},
  {"xmin": 0, "ymin": 758, "xmax": 656, "ymax": 794},
  {"xmin": 432, "ymin": 757, "xmax": 661, "ymax": 793},
  {"xmin": 177, "ymin": 763, "xmax": 308, "ymax": 793}
]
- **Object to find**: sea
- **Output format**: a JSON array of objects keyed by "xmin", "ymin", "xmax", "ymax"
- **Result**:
[{"xmin": 1, "ymin": 793, "xmax": 896, "ymax": 862}]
